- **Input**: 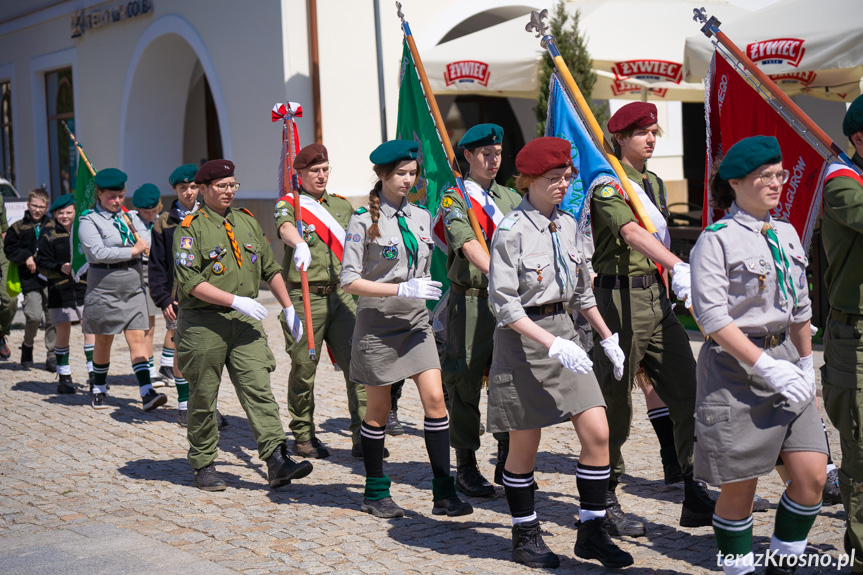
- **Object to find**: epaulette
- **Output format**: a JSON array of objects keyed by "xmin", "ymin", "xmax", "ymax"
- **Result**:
[
  {"xmin": 79, "ymin": 209, "xmax": 93, "ymax": 217},
  {"xmin": 330, "ymin": 193, "xmax": 347, "ymax": 200},
  {"xmin": 497, "ymin": 211, "xmax": 522, "ymax": 232},
  {"xmin": 238, "ymin": 208, "xmax": 254, "ymax": 217},
  {"xmin": 704, "ymin": 222, "xmax": 727, "ymax": 232},
  {"xmin": 181, "ymin": 213, "xmax": 198, "ymax": 228},
  {"xmin": 410, "ymin": 202, "xmax": 429, "ymax": 212},
  {"xmin": 354, "ymin": 206, "xmax": 368, "ymax": 215},
  {"xmin": 559, "ymin": 210, "xmax": 577, "ymax": 222}
]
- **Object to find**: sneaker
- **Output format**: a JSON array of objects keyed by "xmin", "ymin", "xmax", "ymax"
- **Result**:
[
  {"xmin": 177, "ymin": 409, "xmax": 188, "ymax": 427},
  {"xmin": 217, "ymin": 409, "xmax": 228, "ymax": 429},
  {"xmin": 142, "ymin": 389, "xmax": 168, "ymax": 411},
  {"xmin": 91, "ymin": 392, "xmax": 109, "ymax": 409},
  {"xmin": 44, "ymin": 354, "xmax": 57, "ymax": 373},
  {"xmin": 0, "ymin": 336, "xmax": 11, "ymax": 360},
  {"xmin": 680, "ymin": 474, "xmax": 716, "ymax": 527},
  {"xmin": 511, "ymin": 520, "xmax": 560, "ymax": 568},
  {"xmin": 151, "ymin": 371, "xmax": 166, "ymax": 389},
  {"xmin": 20, "ymin": 344, "xmax": 33, "ymax": 368},
  {"xmin": 57, "ymin": 374, "xmax": 76, "ymax": 394},
  {"xmin": 605, "ymin": 487, "xmax": 646, "ymax": 537},
  {"xmin": 432, "ymin": 496, "xmax": 473, "ymax": 517},
  {"xmin": 193, "ymin": 464, "xmax": 227, "ymax": 491},
  {"xmin": 158, "ymin": 365, "xmax": 176, "ymax": 387},
  {"xmin": 350, "ymin": 444, "xmax": 390, "ymax": 459},
  {"xmin": 823, "ymin": 468, "xmax": 842, "ymax": 506},
  {"xmin": 385, "ymin": 410, "xmax": 405, "ymax": 436},
  {"xmin": 753, "ymin": 494, "xmax": 771, "ymax": 512},
  {"xmin": 293, "ymin": 437, "xmax": 330, "ymax": 459},
  {"xmin": 361, "ymin": 496, "xmax": 405, "ymax": 518},
  {"xmin": 574, "ymin": 517, "xmax": 634, "ymax": 568}
]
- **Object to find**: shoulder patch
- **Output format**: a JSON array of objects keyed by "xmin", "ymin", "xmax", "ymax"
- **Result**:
[
  {"xmin": 599, "ymin": 185, "xmax": 616, "ymax": 199},
  {"xmin": 705, "ymin": 222, "xmax": 727, "ymax": 232},
  {"xmin": 181, "ymin": 213, "xmax": 198, "ymax": 228},
  {"xmin": 441, "ymin": 196, "xmax": 454, "ymax": 209},
  {"xmin": 238, "ymin": 208, "xmax": 254, "ymax": 217},
  {"xmin": 354, "ymin": 206, "xmax": 368, "ymax": 215}
]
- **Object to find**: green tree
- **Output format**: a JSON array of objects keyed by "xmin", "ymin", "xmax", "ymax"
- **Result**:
[{"xmin": 534, "ymin": 1, "xmax": 608, "ymax": 136}]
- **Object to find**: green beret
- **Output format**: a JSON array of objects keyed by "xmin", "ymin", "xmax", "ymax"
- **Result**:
[
  {"xmin": 369, "ymin": 140, "xmax": 419, "ymax": 165},
  {"xmin": 717, "ymin": 136, "xmax": 782, "ymax": 180},
  {"xmin": 49, "ymin": 193, "xmax": 75, "ymax": 213},
  {"xmin": 94, "ymin": 168, "xmax": 127, "ymax": 190},
  {"xmin": 459, "ymin": 123, "xmax": 504, "ymax": 149},
  {"xmin": 169, "ymin": 164, "xmax": 199, "ymax": 187},
  {"xmin": 132, "ymin": 183, "xmax": 161, "ymax": 209},
  {"xmin": 843, "ymin": 94, "xmax": 863, "ymax": 137}
]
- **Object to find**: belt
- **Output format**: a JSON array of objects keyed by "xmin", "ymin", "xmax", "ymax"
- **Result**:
[
  {"xmin": 524, "ymin": 302, "xmax": 565, "ymax": 316},
  {"xmin": 91, "ymin": 260, "xmax": 138, "ymax": 270},
  {"xmin": 830, "ymin": 309, "xmax": 863, "ymax": 325},
  {"xmin": 287, "ymin": 282, "xmax": 339, "ymax": 295},
  {"xmin": 449, "ymin": 283, "xmax": 488, "ymax": 298},
  {"xmin": 596, "ymin": 273, "xmax": 660, "ymax": 290},
  {"xmin": 747, "ymin": 332, "xmax": 787, "ymax": 349}
]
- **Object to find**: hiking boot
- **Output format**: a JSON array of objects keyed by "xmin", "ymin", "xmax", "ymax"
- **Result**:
[
  {"xmin": 823, "ymin": 468, "xmax": 842, "ymax": 506},
  {"xmin": 0, "ymin": 336, "xmax": 10, "ymax": 360},
  {"xmin": 267, "ymin": 442, "xmax": 313, "ymax": 488},
  {"xmin": 20, "ymin": 344, "xmax": 33, "ymax": 368},
  {"xmin": 663, "ymin": 458, "xmax": 684, "ymax": 485},
  {"xmin": 494, "ymin": 437, "xmax": 510, "ymax": 486},
  {"xmin": 142, "ymin": 389, "xmax": 168, "ymax": 411},
  {"xmin": 511, "ymin": 520, "xmax": 560, "ymax": 568},
  {"xmin": 455, "ymin": 448, "xmax": 495, "ymax": 497},
  {"xmin": 350, "ymin": 443, "xmax": 389, "ymax": 459},
  {"xmin": 44, "ymin": 354, "xmax": 56, "ymax": 373},
  {"xmin": 57, "ymin": 374, "xmax": 76, "ymax": 394},
  {"xmin": 158, "ymin": 365, "xmax": 175, "ymax": 386},
  {"xmin": 680, "ymin": 473, "xmax": 716, "ymax": 527},
  {"xmin": 432, "ymin": 495, "xmax": 473, "ymax": 517},
  {"xmin": 177, "ymin": 409, "xmax": 188, "ymax": 427},
  {"xmin": 91, "ymin": 392, "xmax": 108, "ymax": 409},
  {"xmin": 361, "ymin": 496, "xmax": 405, "ymax": 518},
  {"xmin": 193, "ymin": 464, "xmax": 227, "ymax": 491},
  {"xmin": 385, "ymin": 410, "xmax": 405, "ymax": 436},
  {"xmin": 574, "ymin": 517, "xmax": 634, "ymax": 568},
  {"xmin": 293, "ymin": 437, "xmax": 330, "ymax": 459},
  {"xmin": 605, "ymin": 486, "xmax": 646, "ymax": 537},
  {"xmin": 753, "ymin": 494, "xmax": 771, "ymax": 512}
]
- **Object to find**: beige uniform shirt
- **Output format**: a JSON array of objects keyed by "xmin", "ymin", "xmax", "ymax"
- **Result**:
[{"xmin": 489, "ymin": 196, "xmax": 595, "ymax": 327}]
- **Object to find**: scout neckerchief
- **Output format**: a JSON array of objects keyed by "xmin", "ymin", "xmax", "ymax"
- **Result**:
[
  {"xmin": 396, "ymin": 208, "xmax": 418, "ymax": 270},
  {"xmin": 760, "ymin": 222, "xmax": 797, "ymax": 309},
  {"xmin": 111, "ymin": 212, "xmax": 135, "ymax": 246},
  {"xmin": 549, "ymin": 218, "xmax": 575, "ymax": 295}
]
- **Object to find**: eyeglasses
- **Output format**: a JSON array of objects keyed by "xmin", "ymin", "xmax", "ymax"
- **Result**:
[
  {"xmin": 540, "ymin": 174, "xmax": 576, "ymax": 187},
  {"xmin": 755, "ymin": 169, "xmax": 790, "ymax": 186},
  {"xmin": 305, "ymin": 166, "xmax": 332, "ymax": 176},
  {"xmin": 211, "ymin": 182, "xmax": 241, "ymax": 192}
]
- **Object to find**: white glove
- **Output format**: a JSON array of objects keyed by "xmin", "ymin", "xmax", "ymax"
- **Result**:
[
  {"xmin": 231, "ymin": 295, "xmax": 268, "ymax": 320},
  {"xmin": 397, "ymin": 278, "xmax": 443, "ymax": 300},
  {"xmin": 283, "ymin": 305, "xmax": 304, "ymax": 341},
  {"xmin": 600, "ymin": 333, "xmax": 626, "ymax": 381},
  {"xmin": 752, "ymin": 352, "xmax": 812, "ymax": 403},
  {"xmin": 671, "ymin": 262, "xmax": 692, "ymax": 307},
  {"xmin": 293, "ymin": 242, "xmax": 312, "ymax": 272},
  {"xmin": 548, "ymin": 336, "xmax": 593, "ymax": 375},
  {"xmin": 798, "ymin": 353, "xmax": 817, "ymax": 396}
]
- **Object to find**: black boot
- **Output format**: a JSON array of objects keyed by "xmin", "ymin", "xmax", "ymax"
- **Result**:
[
  {"xmin": 57, "ymin": 374, "xmax": 76, "ymax": 394},
  {"xmin": 385, "ymin": 409, "xmax": 405, "ymax": 436},
  {"xmin": 20, "ymin": 344, "xmax": 33, "ymax": 368},
  {"xmin": 193, "ymin": 464, "xmax": 227, "ymax": 491},
  {"xmin": 266, "ymin": 442, "xmax": 313, "ymax": 489},
  {"xmin": 574, "ymin": 517, "xmax": 634, "ymax": 568},
  {"xmin": 455, "ymin": 448, "xmax": 495, "ymax": 497},
  {"xmin": 511, "ymin": 520, "xmax": 560, "ymax": 568},
  {"xmin": 605, "ymin": 484, "xmax": 646, "ymax": 537},
  {"xmin": 680, "ymin": 473, "xmax": 716, "ymax": 527},
  {"xmin": 765, "ymin": 553, "xmax": 799, "ymax": 574},
  {"xmin": 494, "ymin": 437, "xmax": 510, "ymax": 486},
  {"xmin": 45, "ymin": 353, "xmax": 57, "ymax": 373}
]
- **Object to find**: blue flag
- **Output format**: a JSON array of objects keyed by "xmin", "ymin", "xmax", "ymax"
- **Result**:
[{"xmin": 544, "ymin": 72, "xmax": 617, "ymax": 231}]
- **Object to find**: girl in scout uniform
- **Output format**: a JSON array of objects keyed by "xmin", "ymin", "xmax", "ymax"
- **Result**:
[
  {"xmin": 341, "ymin": 140, "xmax": 471, "ymax": 520},
  {"xmin": 78, "ymin": 168, "xmax": 167, "ymax": 412},
  {"xmin": 36, "ymin": 193, "xmax": 94, "ymax": 394},
  {"xmin": 487, "ymin": 137, "xmax": 631, "ymax": 570},
  {"xmin": 690, "ymin": 136, "xmax": 827, "ymax": 575}
]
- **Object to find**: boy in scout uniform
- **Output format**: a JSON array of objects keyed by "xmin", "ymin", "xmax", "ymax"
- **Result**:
[
  {"xmin": 174, "ymin": 159, "xmax": 313, "ymax": 491},
  {"xmin": 275, "ymin": 143, "xmax": 367, "ymax": 459},
  {"xmin": 592, "ymin": 102, "xmax": 714, "ymax": 535},
  {"xmin": 822, "ymin": 94, "xmax": 863, "ymax": 571},
  {"xmin": 439, "ymin": 123, "xmax": 521, "ymax": 496}
]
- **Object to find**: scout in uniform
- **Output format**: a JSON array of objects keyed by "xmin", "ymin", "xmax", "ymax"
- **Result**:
[
  {"xmin": 692, "ymin": 136, "xmax": 827, "ymax": 575},
  {"xmin": 173, "ymin": 159, "xmax": 312, "ymax": 491},
  {"xmin": 487, "ymin": 137, "xmax": 630, "ymax": 569},
  {"xmin": 341, "ymin": 140, "xmax": 471, "ymax": 519},
  {"xmin": 4, "ymin": 188, "xmax": 56, "ymax": 370},
  {"xmin": 275, "ymin": 143, "xmax": 367, "ymax": 459},
  {"xmin": 437, "ymin": 123, "xmax": 522, "ymax": 496},
  {"xmin": 78, "ymin": 168, "xmax": 167, "ymax": 412},
  {"xmin": 592, "ymin": 102, "xmax": 713, "ymax": 534},
  {"xmin": 821, "ymin": 94, "xmax": 863, "ymax": 571},
  {"xmin": 36, "ymin": 193, "xmax": 94, "ymax": 394},
  {"xmin": 0, "ymin": 193, "xmax": 16, "ymax": 360}
]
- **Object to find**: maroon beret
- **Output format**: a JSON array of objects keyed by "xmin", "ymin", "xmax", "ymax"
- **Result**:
[
  {"xmin": 607, "ymin": 102, "xmax": 658, "ymax": 133},
  {"xmin": 294, "ymin": 143, "xmax": 328, "ymax": 170},
  {"xmin": 515, "ymin": 137, "xmax": 572, "ymax": 176},
  {"xmin": 194, "ymin": 160, "xmax": 235, "ymax": 184}
]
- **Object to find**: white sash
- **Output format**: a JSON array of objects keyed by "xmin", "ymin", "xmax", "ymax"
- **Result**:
[{"xmin": 628, "ymin": 178, "xmax": 670, "ymax": 249}]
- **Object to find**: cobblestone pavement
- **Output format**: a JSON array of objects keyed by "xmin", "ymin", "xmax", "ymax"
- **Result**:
[{"xmin": 0, "ymin": 293, "xmax": 848, "ymax": 574}]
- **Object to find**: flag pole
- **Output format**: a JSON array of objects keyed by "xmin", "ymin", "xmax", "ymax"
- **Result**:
[
  {"xmin": 692, "ymin": 8, "xmax": 860, "ymax": 173},
  {"xmin": 396, "ymin": 2, "xmax": 489, "ymax": 255},
  {"xmin": 525, "ymin": 10, "xmax": 659, "ymax": 238}
]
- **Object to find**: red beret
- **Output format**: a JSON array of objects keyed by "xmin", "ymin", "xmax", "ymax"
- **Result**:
[
  {"xmin": 515, "ymin": 137, "xmax": 572, "ymax": 176},
  {"xmin": 294, "ymin": 143, "xmax": 328, "ymax": 170},
  {"xmin": 607, "ymin": 102, "xmax": 658, "ymax": 133},
  {"xmin": 194, "ymin": 160, "xmax": 235, "ymax": 184}
]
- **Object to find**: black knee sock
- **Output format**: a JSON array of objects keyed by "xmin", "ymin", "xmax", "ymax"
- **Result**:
[
  {"xmin": 648, "ymin": 407, "xmax": 677, "ymax": 463},
  {"xmin": 423, "ymin": 415, "xmax": 450, "ymax": 478},
  {"xmin": 361, "ymin": 421, "xmax": 386, "ymax": 478},
  {"xmin": 503, "ymin": 469, "xmax": 536, "ymax": 523},
  {"xmin": 576, "ymin": 462, "xmax": 610, "ymax": 514}
]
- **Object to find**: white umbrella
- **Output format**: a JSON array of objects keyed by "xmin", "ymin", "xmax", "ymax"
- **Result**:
[{"xmin": 684, "ymin": 0, "xmax": 863, "ymax": 102}]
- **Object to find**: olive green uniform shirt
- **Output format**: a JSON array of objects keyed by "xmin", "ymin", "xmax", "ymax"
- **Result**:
[
  {"xmin": 822, "ymin": 152, "xmax": 863, "ymax": 314},
  {"xmin": 174, "ymin": 203, "xmax": 281, "ymax": 310},
  {"xmin": 591, "ymin": 162, "xmax": 667, "ymax": 276},
  {"xmin": 274, "ymin": 190, "xmax": 353, "ymax": 285}
]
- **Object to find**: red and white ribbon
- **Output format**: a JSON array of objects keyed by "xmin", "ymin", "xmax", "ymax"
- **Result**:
[{"xmin": 272, "ymin": 101, "xmax": 303, "ymax": 122}]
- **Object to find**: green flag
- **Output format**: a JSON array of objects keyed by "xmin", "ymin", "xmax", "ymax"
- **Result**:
[
  {"xmin": 71, "ymin": 154, "xmax": 96, "ymax": 277},
  {"xmin": 395, "ymin": 41, "xmax": 453, "ymax": 301}
]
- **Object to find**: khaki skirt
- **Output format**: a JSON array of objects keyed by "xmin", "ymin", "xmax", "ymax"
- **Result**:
[
  {"xmin": 82, "ymin": 264, "xmax": 150, "ymax": 335},
  {"xmin": 350, "ymin": 295, "xmax": 440, "ymax": 386},
  {"xmin": 694, "ymin": 337, "xmax": 827, "ymax": 485},
  {"xmin": 487, "ymin": 310, "xmax": 606, "ymax": 433}
]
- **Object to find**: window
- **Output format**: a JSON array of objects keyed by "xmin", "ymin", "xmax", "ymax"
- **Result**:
[
  {"xmin": 0, "ymin": 81, "xmax": 13, "ymax": 187},
  {"xmin": 45, "ymin": 68, "xmax": 75, "ymax": 198}
]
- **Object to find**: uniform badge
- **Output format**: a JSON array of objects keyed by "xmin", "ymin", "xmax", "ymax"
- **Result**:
[
  {"xmin": 390, "ymin": 236, "xmax": 400, "ymax": 246},
  {"xmin": 251, "ymin": 254, "xmax": 258, "ymax": 264},
  {"xmin": 383, "ymin": 245, "xmax": 398, "ymax": 260},
  {"xmin": 442, "ymin": 197, "xmax": 453, "ymax": 208},
  {"xmin": 276, "ymin": 200, "xmax": 287, "ymax": 208},
  {"xmin": 180, "ymin": 237, "xmax": 193, "ymax": 249},
  {"xmin": 307, "ymin": 224, "xmax": 316, "ymax": 233},
  {"xmin": 209, "ymin": 249, "xmax": 219, "ymax": 259},
  {"xmin": 353, "ymin": 234, "xmax": 361, "ymax": 242},
  {"xmin": 600, "ymin": 186, "xmax": 615, "ymax": 199},
  {"xmin": 187, "ymin": 254, "xmax": 195, "ymax": 262},
  {"xmin": 212, "ymin": 262, "xmax": 224, "ymax": 274},
  {"xmin": 799, "ymin": 271, "xmax": 806, "ymax": 289}
]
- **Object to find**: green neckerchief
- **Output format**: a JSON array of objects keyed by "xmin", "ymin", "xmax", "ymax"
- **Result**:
[
  {"xmin": 112, "ymin": 213, "xmax": 135, "ymax": 246},
  {"xmin": 396, "ymin": 210, "xmax": 418, "ymax": 270},
  {"xmin": 761, "ymin": 222, "xmax": 798, "ymax": 308}
]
